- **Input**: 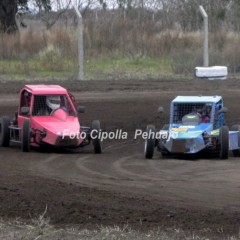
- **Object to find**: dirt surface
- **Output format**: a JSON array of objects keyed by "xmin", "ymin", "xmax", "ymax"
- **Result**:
[{"xmin": 1, "ymin": 78, "xmax": 240, "ymax": 238}]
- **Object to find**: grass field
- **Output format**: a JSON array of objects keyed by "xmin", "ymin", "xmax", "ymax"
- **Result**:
[
  {"xmin": 1, "ymin": 26, "xmax": 240, "ymax": 81},
  {"xmin": 0, "ymin": 56, "xmax": 173, "ymax": 80}
]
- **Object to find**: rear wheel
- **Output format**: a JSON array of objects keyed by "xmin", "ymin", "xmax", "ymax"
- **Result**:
[
  {"xmin": 21, "ymin": 119, "xmax": 31, "ymax": 152},
  {"xmin": 0, "ymin": 116, "xmax": 10, "ymax": 147},
  {"xmin": 231, "ymin": 125, "xmax": 240, "ymax": 157},
  {"xmin": 144, "ymin": 125, "xmax": 156, "ymax": 159},
  {"xmin": 219, "ymin": 126, "xmax": 229, "ymax": 159},
  {"xmin": 91, "ymin": 120, "xmax": 102, "ymax": 154}
]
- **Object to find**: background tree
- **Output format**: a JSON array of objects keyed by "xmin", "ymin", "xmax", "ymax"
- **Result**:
[
  {"xmin": 0, "ymin": 0, "xmax": 19, "ymax": 33},
  {"xmin": 0, "ymin": 0, "xmax": 51, "ymax": 33}
]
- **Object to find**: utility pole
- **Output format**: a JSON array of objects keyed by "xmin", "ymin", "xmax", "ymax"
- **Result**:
[
  {"xmin": 199, "ymin": 5, "xmax": 209, "ymax": 67},
  {"xmin": 74, "ymin": 5, "xmax": 84, "ymax": 80}
]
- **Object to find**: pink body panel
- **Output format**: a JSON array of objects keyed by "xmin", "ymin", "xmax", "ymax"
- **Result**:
[
  {"xmin": 24, "ymin": 85, "xmax": 67, "ymax": 95},
  {"xmin": 31, "ymin": 115, "xmax": 83, "ymax": 146}
]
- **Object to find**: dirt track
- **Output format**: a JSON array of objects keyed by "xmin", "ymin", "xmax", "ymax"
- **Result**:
[{"xmin": 1, "ymin": 78, "xmax": 240, "ymax": 238}]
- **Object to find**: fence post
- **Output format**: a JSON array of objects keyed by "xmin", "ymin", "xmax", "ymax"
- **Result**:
[
  {"xmin": 199, "ymin": 5, "xmax": 209, "ymax": 67},
  {"xmin": 74, "ymin": 5, "xmax": 84, "ymax": 80}
]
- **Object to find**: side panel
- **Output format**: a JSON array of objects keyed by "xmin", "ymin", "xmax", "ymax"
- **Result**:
[{"xmin": 229, "ymin": 131, "xmax": 239, "ymax": 150}]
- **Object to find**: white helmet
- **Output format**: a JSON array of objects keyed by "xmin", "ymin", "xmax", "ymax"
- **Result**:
[{"xmin": 46, "ymin": 96, "xmax": 60, "ymax": 110}]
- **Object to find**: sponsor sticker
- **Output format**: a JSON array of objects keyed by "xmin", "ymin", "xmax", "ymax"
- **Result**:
[
  {"xmin": 171, "ymin": 128, "xmax": 188, "ymax": 132},
  {"xmin": 211, "ymin": 129, "xmax": 220, "ymax": 135}
]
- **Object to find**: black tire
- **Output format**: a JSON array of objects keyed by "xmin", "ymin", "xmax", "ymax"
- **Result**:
[
  {"xmin": 219, "ymin": 126, "xmax": 229, "ymax": 159},
  {"xmin": 21, "ymin": 119, "xmax": 31, "ymax": 152},
  {"xmin": 0, "ymin": 116, "xmax": 10, "ymax": 147},
  {"xmin": 161, "ymin": 151, "xmax": 170, "ymax": 157},
  {"xmin": 144, "ymin": 125, "xmax": 156, "ymax": 159},
  {"xmin": 231, "ymin": 124, "xmax": 240, "ymax": 157},
  {"xmin": 91, "ymin": 120, "xmax": 102, "ymax": 154}
]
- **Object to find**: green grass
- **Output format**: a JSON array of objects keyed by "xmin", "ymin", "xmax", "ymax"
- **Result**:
[
  {"xmin": 0, "ymin": 58, "xmax": 76, "ymax": 79},
  {"xmin": 0, "ymin": 56, "xmax": 173, "ymax": 80},
  {"xmin": 86, "ymin": 57, "xmax": 173, "ymax": 80}
]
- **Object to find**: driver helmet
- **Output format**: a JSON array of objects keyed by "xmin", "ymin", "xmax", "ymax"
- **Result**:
[
  {"xmin": 196, "ymin": 108, "xmax": 202, "ymax": 116},
  {"xmin": 203, "ymin": 104, "xmax": 212, "ymax": 115},
  {"xmin": 46, "ymin": 95, "xmax": 61, "ymax": 110}
]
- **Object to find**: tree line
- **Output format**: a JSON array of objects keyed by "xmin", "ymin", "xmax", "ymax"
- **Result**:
[{"xmin": 1, "ymin": 0, "xmax": 240, "ymax": 33}]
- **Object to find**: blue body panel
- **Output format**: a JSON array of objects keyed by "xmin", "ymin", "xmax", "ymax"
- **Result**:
[{"xmin": 162, "ymin": 123, "xmax": 212, "ymax": 153}]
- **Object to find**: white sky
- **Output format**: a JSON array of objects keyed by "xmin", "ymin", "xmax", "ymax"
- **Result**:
[
  {"xmin": 27, "ymin": 0, "xmax": 105, "ymax": 11},
  {"xmin": 27, "ymin": 0, "xmax": 159, "ymax": 12}
]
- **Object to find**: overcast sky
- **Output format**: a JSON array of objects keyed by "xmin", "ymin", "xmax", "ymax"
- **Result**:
[{"xmin": 27, "ymin": 0, "xmax": 105, "ymax": 11}]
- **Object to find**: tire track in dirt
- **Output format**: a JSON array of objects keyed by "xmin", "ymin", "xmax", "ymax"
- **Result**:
[
  {"xmin": 29, "ymin": 144, "xmax": 164, "ymax": 192},
  {"xmin": 112, "ymin": 154, "xmax": 162, "ymax": 182}
]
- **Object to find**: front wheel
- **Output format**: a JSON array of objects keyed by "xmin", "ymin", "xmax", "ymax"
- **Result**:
[
  {"xmin": 91, "ymin": 120, "xmax": 102, "ymax": 154},
  {"xmin": 0, "ymin": 116, "xmax": 10, "ymax": 147},
  {"xmin": 219, "ymin": 126, "xmax": 229, "ymax": 159},
  {"xmin": 21, "ymin": 119, "xmax": 31, "ymax": 152},
  {"xmin": 144, "ymin": 125, "xmax": 156, "ymax": 159}
]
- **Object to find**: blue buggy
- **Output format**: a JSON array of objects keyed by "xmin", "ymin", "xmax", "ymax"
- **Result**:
[{"xmin": 144, "ymin": 96, "xmax": 240, "ymax": 159}]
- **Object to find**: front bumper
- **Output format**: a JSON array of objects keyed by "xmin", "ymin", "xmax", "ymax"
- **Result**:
[
  {"xmin": 161, "ymin": 137, "xmax": 206, "ymax": 154},
  {"xmin": 55, "ymin": 135, "xmax": 80, "ymax": 147}
]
